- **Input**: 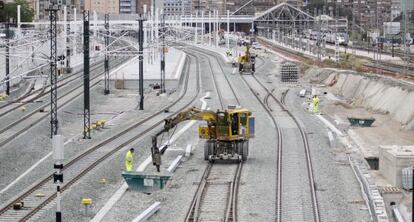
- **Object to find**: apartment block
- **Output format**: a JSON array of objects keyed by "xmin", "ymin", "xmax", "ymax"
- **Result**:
[
  {"xmin": 352, "ymin": 0, "xmax": 392, "ymax": 30},
  {"xmin": 119, "ymin": 0, "xmax": 136, "ymax": 14},
  {"xmin": 84, "ymin": 0, "xmax": 119, "ymax": 15},
  {"xmin": 391, "ymin": 0, "xmax": 401, "ymax": 20}
]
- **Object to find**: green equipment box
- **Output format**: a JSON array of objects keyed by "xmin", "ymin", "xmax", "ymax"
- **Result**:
[
  {"xmin": 122, "ymin": 172, "xmax": 171, "ymax": 193},
  {"xmin": 347, "ymin": 117, "xmax": 375, "ymax": 127}
]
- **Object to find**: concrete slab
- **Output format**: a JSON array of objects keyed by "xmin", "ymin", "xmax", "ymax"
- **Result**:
[
  {"xmin": 327, "ymin": 130, "xmax": 336, "ymax": 148},
  {"xmin": 167, "ymin": 155, "xmax": 183, "ymax": 173},
  {"xmin": 185, "ymin": 144, "xmax": 192, "ymax": 157},
  {"xmin": 131, "ymin": 202, "xmax": 161, "ymax": 222}
]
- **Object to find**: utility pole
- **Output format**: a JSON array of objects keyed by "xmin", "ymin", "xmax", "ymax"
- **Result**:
[
  {"xmin": 306, "ymin": 9, "xmax": 310, "ymax": 53},
  {"xmin": 160, "ymin": 13, "xmax": 166, "ymax": 94},
  {"xmin": 195, "ymin": 12, "xmax": 198, "ymax": 44},
  {"xmin": 227, "ymin": 10, "xmax": 230, "ymax": 50},
  {"xmin": 403, "ymin": 10, "xmax": 409, "ymax": 77},
  {"xmin": 209, "ymin": 11, "xmax": 211, "ymax": 46},
  {"xmin": 83, "ymin": 11, "xmax": 91, "ymax": 139},
  {"xmin": 201, "ymin": 11, "xmax": 204, "ymax": 45},
  {"xmin": 216, "ymin": 10, "xmax": 219, "ymax": 47},
  {"xmin": 46, "ymin": 2, "xmax": 61, "ymax": 221},
  {"xmin": 316, "ymin": 8, "xmax": 321, "ymax": 61},
  {"xmin": 66, "ymin": 14, "xmax": 71, "ymax": 73},
  {"xmin": 5, "ymin": 20, "xmax": 10, "ymax": 95},
  {"xmin": 299, "ymin": 16, "xmax": 303, "ymax": 51},
  {"xmin": 335, "ymin": 6, "xmax": 339, "ymax": 65},
  {"xmin": 104, "ymin": 14, "xmax": 110, "ymax": 95},
  {"xmin": 64, "ymin": 6, "xmax": 71, "ymax": 73},
  {"xmin": 322, "ymin": 5, "xmax": 326, "ymax": 58},
  {"xmin": 46, "ymin": 3, "xmax": 59, "ymax": 138},
  {"xmin": 52, "ymin": 135, "xmax": 64, "ymax": 222},
  {"xmin": 352, "ymin": 10, "xmax": 355, "ymax": 55},
  {"xmin": 138, "ymin": 14, "xmax": 146, "ymax": 110},
  {"xmin": 73, "ymin": 8, "xmax": 77, "ymax": 60},
  {"xmin": 375, "ymin": 0, "xmax": 379, "ymax": 63}
]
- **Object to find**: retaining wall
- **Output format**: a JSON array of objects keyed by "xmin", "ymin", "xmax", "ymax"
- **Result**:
[{"xmin": 306, "ymin": 68, "xmax": 414, "ymax": 131}]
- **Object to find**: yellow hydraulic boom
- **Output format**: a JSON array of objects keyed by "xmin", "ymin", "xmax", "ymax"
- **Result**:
[{"xmin": 151, "ymin": 107, "xmax": 255, "ymax": 172}]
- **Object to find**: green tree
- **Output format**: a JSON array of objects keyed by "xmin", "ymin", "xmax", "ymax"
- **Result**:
[{"xmin": 0, "ymin": 0, "xmax": 34, "ymax": 23}]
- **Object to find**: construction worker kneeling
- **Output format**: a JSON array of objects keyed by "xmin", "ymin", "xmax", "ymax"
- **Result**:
[{"xmin": 125, "ymin": 148, "xmax": 134, "ymax": 171}]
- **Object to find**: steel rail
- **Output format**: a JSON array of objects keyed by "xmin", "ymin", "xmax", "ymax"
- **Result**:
[
  {"xmin": 0, "ymin": 57, "xmax": 107, "ymax": 116},
  {"xmin": 188, "ymin": 46, "xmax": 284, "ymax": 221},
  {"xmin": 259, "ymin": 38, "xmax": 414, "ymax": 79},
  {"xmin": 247, "ymin": 74, "xmax": 321, "ymax": 222},
  {"xmin": 187, "ymin": 46, "xmax": 241, "ymax": 107},
  {"xmin": 183, "ymin": 48, "xmax": 242, "ymax": 222},
  {"xmin": 184, "ymin": 163, "xmax": 212, "ymax": 221},
  {"xmin": 0, "ymin": 41, "xmax": 126, "ymax": 113},
  {"xmin": 0, "ymin": 53, "xmax": 200, "ymax": 221},
  {"xmin": 185, "ymin": 163, "xmax": 242, "ymax": 222},
  {"xmin": 225, "ymin": 162, "xmax": 243, "ymax": 222},
  {"xmin": 197, "ymin": 44, "xmax": 319, "ymax": 222},
  {"xmin": 190, "ymin": 50, "xmax": 225, "ymax": 110},
  {"xmin": 0, "ymin": 58, "xmax": 125, "ymax": 148},
  {"xmin": 237, "ymin": 74, "xmax": 282, "ymax": 221}
]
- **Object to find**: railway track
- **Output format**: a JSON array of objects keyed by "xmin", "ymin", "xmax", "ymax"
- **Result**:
[
  {"xmin": 191, "ymin": 45, "xmax": 320, "ymax": 221},
  {"xmin": 195, "ymin": 43, "xmax": 320, "ymax": 222},
  {"xmin": 0, "ymin": 39, "xmax": 126, "ymax": 114},
  {"xmin": 259, "ymin": 37, "xmax": 414, "ymax": 78},
  {"xmin": 0, "ymin": 70, "xmax": 72, "ymax": 112},
  {"xmin": 282, "ymin": 36, "xmax": 414, "ymax": 63},
  {"xmin": 240, "ymin": 73, "xmax": 320, "ymax": 222},
  {"xmin": 182, "ymin": 47, "xmax": 243, "ymax": 222},
  {"xmin": 0, "ymin": 58, "xmax": 126, "ymax": 148},
  {"xmin": 0, "ymin": 52, "xmax": 201, "ymax": 221},
  {"xmin": 185, "ymin": 162, "xmax": 242, "ymax": 222},
  {"xmin": 187, "ymin": 46, "xmax": 241, "ymax": 109},
  {"xmin": 258, "ymin": 38, "xmax": 312, "ymax": 62},
  {"xmin": 363, "ymin": 61, "xmax": 414, "ymax": 77},
  {"xmin": 0, "ymin": 57, "xmax": 106, "ymax": 117}
]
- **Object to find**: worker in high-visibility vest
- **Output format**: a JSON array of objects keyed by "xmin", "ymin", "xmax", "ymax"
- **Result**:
[
  {"xmin": 125, "ymin": 148, "xmax": 134, "ymax": 171},
  {"xmin": 312, "ymin": 95, "xmax": 320, "ymax": 113}
]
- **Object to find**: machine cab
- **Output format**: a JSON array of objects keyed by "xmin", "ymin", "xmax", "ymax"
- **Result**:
[
  {"xmin": 227, "ymin": 109, "xmax": 254, "ymax": 140},
  {"xmin": 198, "ymin": 108, "xmax": 255, "ymax": 140}
]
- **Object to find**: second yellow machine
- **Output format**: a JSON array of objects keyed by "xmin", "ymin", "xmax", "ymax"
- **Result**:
[
  {"xmin": 151, "ymin": 106, "xmax": 255, "ymax": 171},
  {"xmin": 238, "ymin": 45, "xmax": 256, "ymax": 74}
]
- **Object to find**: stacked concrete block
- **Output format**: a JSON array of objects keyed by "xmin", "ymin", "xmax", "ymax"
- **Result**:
[{"xmin": 280, "ymin": 63, "xmax": 298, "ymax": 82}]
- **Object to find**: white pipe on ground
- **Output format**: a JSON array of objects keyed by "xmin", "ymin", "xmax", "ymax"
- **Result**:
[{"xmin": 131, "ymin": 202, "xmax": 161, "ymax": 222}]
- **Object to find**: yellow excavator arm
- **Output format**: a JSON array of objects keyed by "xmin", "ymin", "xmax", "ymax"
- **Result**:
[
  {"xmin": 151, "ymin": 107, "xmax": 218, "ymax": 172},
  {"xmin": 163, "ymin": 107, "xmax": 216, "ymax": 134}
]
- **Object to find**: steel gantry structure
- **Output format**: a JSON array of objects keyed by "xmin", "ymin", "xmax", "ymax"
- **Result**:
[
  {"xmin": 83, "ymin": 11, "xmax": 91, "ymax": 139},
  {"xmin": 46, "ymin": 3, "xmax": 59, "ymax": 138},
  {"xmin": 254, "ymin": 3, "xmax": 315, "ymax": 40}
]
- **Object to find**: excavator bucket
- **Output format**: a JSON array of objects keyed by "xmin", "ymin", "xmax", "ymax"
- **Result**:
[{"xmin": 122, "ymin": 171, "xmax": 171, "ymax": 193}]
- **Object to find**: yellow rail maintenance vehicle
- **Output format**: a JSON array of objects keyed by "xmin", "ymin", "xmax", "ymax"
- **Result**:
[
  {"xmin": 151, "ymin": 106, "xmax": 255, "ymax": 172},
  {"xmin": 238, "ymin": 45, "xmax": 256, "ymax": 74}
]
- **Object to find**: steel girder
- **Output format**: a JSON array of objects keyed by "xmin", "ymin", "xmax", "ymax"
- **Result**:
[
  {"xmin": 254, "ymin": 2, "xmax": 314, "ymax": 22},
  {"xmin": 254, "ymin": 2, "xmax": 314, "ymax": 36}
]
